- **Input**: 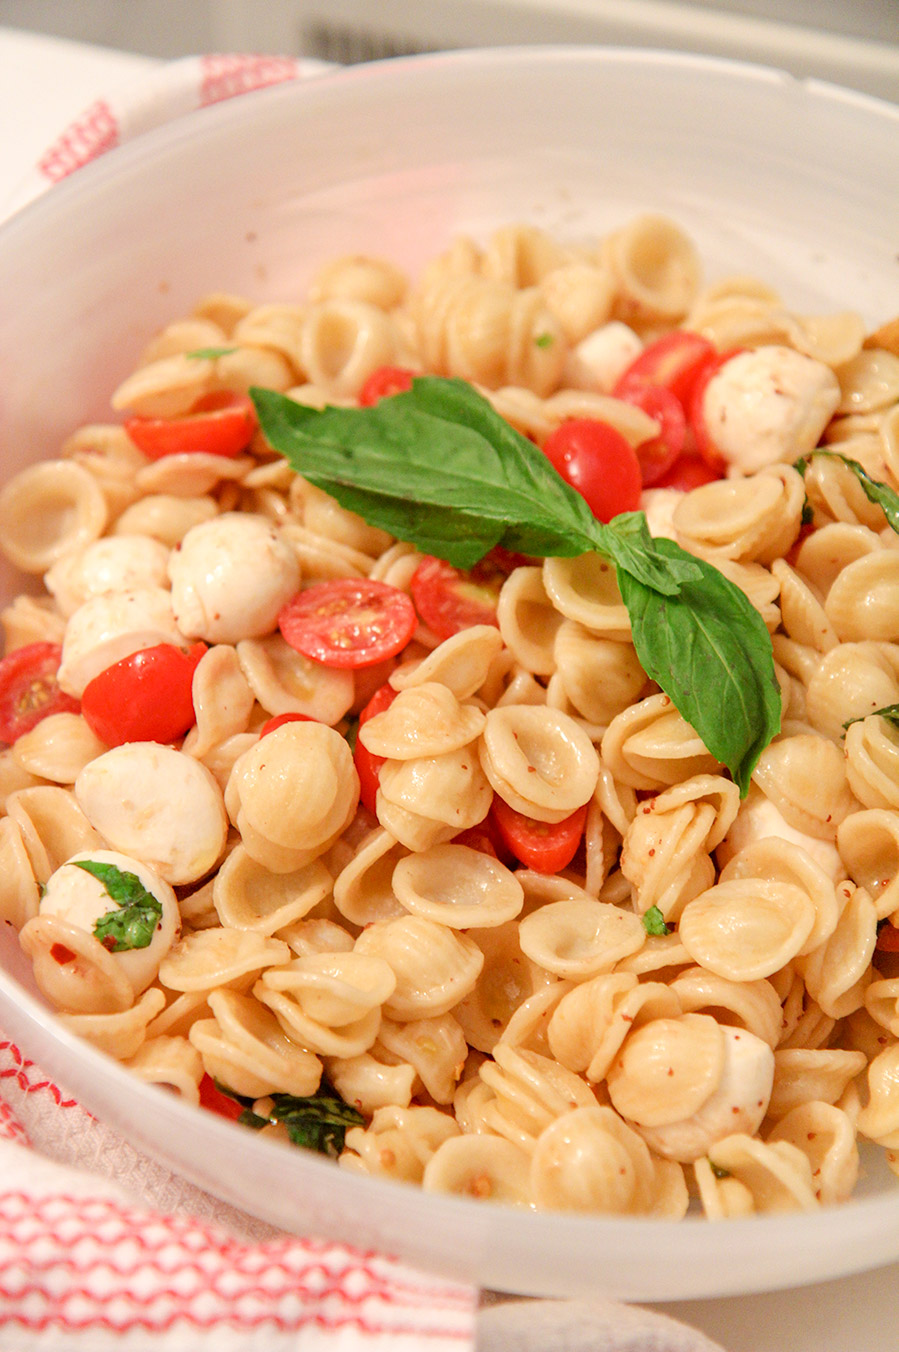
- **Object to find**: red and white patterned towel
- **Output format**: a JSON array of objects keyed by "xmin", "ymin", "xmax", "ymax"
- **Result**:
[{"xmin": 0, "ymin": 1037, "xmax": 476, "ymax": 1350}]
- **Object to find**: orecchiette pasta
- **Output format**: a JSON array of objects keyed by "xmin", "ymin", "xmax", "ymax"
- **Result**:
[{"xmin": 1, "ymin": 213, "xmax": 897, "ymax": 1225}]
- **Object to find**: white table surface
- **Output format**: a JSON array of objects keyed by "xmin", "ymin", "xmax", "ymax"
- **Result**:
[{"xmin": 0, "ymin": 22, "xmax": 898, "ymax": 1352}]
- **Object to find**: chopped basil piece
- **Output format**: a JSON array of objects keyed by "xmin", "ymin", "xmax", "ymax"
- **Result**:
[
  {"xmin": 642, "ymin": 905, "xmax": 671, "ymax": 937},
  {"xmin": 185, "ymin": 345, "xmax": 239, "ymax": 360},
  {"xmin": 534, "ymin": 332, "xmax": 554, "ymax": 348},
  {"xmin": 73, "ymin": 859, "xmax": 163, "ymax": 952},
  {"xmin": 709, "ymin": 1161, "xmax": 732, "ymax": 1179},
  {"xmin": 219, "ymin": 1079, "xmax": 364, "ymax": 1158}
]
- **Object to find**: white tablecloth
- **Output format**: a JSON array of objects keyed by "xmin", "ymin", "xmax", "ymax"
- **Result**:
[{"xmin": 0, "ymin": 22, "xmax": 898, "ymax": 1352}]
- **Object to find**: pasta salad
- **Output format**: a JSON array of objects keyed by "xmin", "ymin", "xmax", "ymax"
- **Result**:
[{"xmin": 1, "ymin": 213, "xmax": 899, "ymax": 1220}]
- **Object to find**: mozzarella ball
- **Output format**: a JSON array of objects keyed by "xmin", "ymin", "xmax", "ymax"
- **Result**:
[
  {"xmin": 58, "ymin": 586, "xmax": 184, "ymax": 696},
  {"xmin": 562, "ymin": 321, "xmax": 643, "ymax": 393},
  {"xmin": 611, "ymin": 1024, "xmax": 775, "ymax": 1163},
  {"xmin": 40, "ymin": 848, "xmax": 179, "ymax": 995},
  {"xmin": 701, "ymin": 345, "xmax": 840, "ymax": 474},
  {"xmin": 45, "ymin": 535, "xmax": 171, "ymax": 619},
  {"xmin": 75, "ymin": 742, "xmax": 228, "ymax": 884},
  {"xmin": 167, "ymin": 512, "xmax": 300, "ymax": 644},
  {"xmin": 716, "ymin": 783, "xmax": 845, "ymax": 880}
]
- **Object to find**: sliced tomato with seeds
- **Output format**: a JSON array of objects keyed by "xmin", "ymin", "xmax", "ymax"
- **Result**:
[
  {"xmin": 124, "ymin": 390, "xmax": 257, "ymax": 460},
  {"xmin": 0, "ymin": 642, "xmax": 80, "ymax": 744},
  {"xmin": 411, "ymin": 555, "xmax": 503, "ymax": 642},
  {"xmin": 279, "ymin": 579, "xmax": 417, "ymax": 669},
  {"xmin": 491, "ymin": 798, "xmax": 588, "ymax": 875},
  {"xmin": 354, "ymin": 681, "xmax": 397, "ymax": 814},
  {"xmin": 358, "ymin": 365, "xmax": 416, "ymax": 405},
  {"xmin": 80, "ymin": 642, "xmax": 206, "ymax": 747},
  {"xmin": 613, "ymin": 330, "xmax": 718, "ymax": 408}
]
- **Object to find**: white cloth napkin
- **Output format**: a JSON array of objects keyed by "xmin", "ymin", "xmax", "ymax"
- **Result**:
[{"xmin": 0, "ymin": 49, "xmax": 729, "ymax": 1351}]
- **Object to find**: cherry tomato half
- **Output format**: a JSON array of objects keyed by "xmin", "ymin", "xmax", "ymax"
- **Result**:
[
  {"xmin": 491, "ymin": 798, "xmax": 588, "ymax": 875},
  {"xmin": 279, "ymin": 579, "xmax": 417, "ymax": 670},
  {"xmin": 542, "ymin": 419, "xmax": 642, "ymax": 523},
  {"xmin": 876, "ymin": 922, "xmax": 899, "ymax": 954},
  {"xmin": 623, "ymin": 385, "xmax": 685, "ymax": 487},
  {"xmin": 410, "ymin": 553, "xmax": 513, "ymax": 642},
  {"xmin": 358, "ymin": 365, "xmax": 416, "ymax": 405},
  {"xmin": 613, "ymin": 330, "xmax": 718, "ymax": 408},
  {"xmin": 0, "ymin": 642, "xmax": 80, "ymax": 744},
  {"xmin": 689, "ymin": 348, "xmax": 744, "ymax": 469},
  {"xmin": 80, "ymin": 642, "xmax": 206, "ymax": 747},
  {"xmin": 354, "ymin": 682, "xmax": 397, "ymax": 814},
  {"xmin": 259, "ymin": 711, "xmax": 316, "ymax": 738},
  {"xmin": 198, "ymin": 1074, "xmax": 245, "ymax": 1122},
  {"xmin": 124, "ymin": 390, "xmax": 258, "ymax": 460},
  {"xmin": 654, "ymin": 452, "xmax": 723, "ymax": 492}
]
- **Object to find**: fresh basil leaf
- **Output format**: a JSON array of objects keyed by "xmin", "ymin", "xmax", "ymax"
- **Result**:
[
  {"xmin": 843, "ymin": 703, "xmax": 899, "ymax": 733},
  {"xmin": 796, "ymin": 450, "xmax": 899, "ymax": 535},
  {"xmin": 186, "ymin": 345, "xmax": 238, "ymax": 360},
  {"xmin": 597, "ymin": 512, "xmax": 701, "ymax": 594},
  {"xmin": 253, "ymin": 379, "xmax": 700, "ymax": 593},
  {"xmin": 253, "ymin": 375, "xmax": 780, "ymax": 788},
  {"xmin": 618, "ymin": 539, "xmax": 782, "ymax": 796},
  {"xmin": 642, "ymin": 905, "xmax": 671, "ymax": 936},
  {"xmin": 252, "ymin": 379, "xmax": 606, "ymax": 567},
  {"xmin": 73, "ymin": 859, "xmax": 163, "ymax": 952}
]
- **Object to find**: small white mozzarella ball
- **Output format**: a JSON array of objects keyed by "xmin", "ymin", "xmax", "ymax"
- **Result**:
[
  {"xmin": 45, "ymin": 535, "xmax": 171, "ymax": 619},
  {"xmin": 168, "ymin": 512, "xmax": 300, "ymax": 644},
  {"xmin": 75, "ymin": 742, "xmax": 228, "ymax": 885},
  {"xmin": 562, "ymin": 321, "xmax": 643, "ymax": 393},
  {"xmin": 635, "ymin": 1026, "xmax": 775, "ymax": 1163},
  {"xmin": 58, "ymin": 586, "xmax": 184, "ymax": 697},
  {"xmin": 701, "ymin": 345, "xmax": 840, "ymax": 474},
  {"xmin": 717, "ymin": 786, "xmax": 845, "ymax": 880},
  {"xmin": 639, "ymin": 487, "xmax": 682, "ymax": 541},
  {"xmin": 40, "ymin": 848, "xmax": 179, "ymax": 995}
]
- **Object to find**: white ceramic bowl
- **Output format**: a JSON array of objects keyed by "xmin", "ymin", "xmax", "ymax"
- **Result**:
[{"xmin": 1, "ymin": 47, "xmax": 898, "ymax": 1303}]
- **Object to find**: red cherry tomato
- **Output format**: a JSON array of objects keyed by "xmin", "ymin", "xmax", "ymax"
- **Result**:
[
  {"xmin": 198, "ymin": 1074, "xmax": 245, "ymax": 1121},
  {"xmin": 876, "ymin": 923, "xmax": 899, "ymax": 953},
  {"xmin": 354, "ymin": 682, "xmax": 397, "ymax": 814},
  {"xmin": 689, "ymin": 348, "xmax": 744, "ymax": 469},
  {"xmin": 279, "ymin": 579, "xmax": 417, "ymax": 670},
  {"xmin": 410, "ymin": 553, "xmax": 512, "ymax": 642},
  {"xmin": 622, "ymin": 385, "xmax": 685, "ymax": 487},
  {"xmin": 542, "ymin": 419, "xmax": 642, "ymax": 523},
  {"xmin": 124, "ymin": 390, "xmax": 258, "ymax": 461},
  {"xmin": 358, "ymin": 366, "xmax": 415, "ymax": 405},
  {"xmin": 80, "ymin": 643, "xmax": 206, "ymax": 747},
  {"xmin": 654, "ymin": 453, "xmax": 724, "ymax": 492},
  {"xmin": 614, "ymin": 330, "xmax": 718, "ymax": 407},
  {"xmin": 258, "ymin": 711, "xmax": 316, "ymax": 738},
  {"xmin": 0, "ymin": 642, "xmax": 80, "ymax": 744},
  {"xmin": 490, "ymin": 798, "xmax": 588, "ymax": 875}
]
